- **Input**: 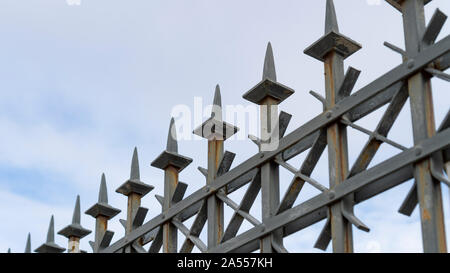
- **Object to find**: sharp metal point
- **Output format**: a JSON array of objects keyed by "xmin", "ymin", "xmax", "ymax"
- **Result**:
[
  {"xmin": 325, "ymin": 0, "xmax": 339, "ymax": 34},
  {"xmin": 99, "ymin": 173, "xmax": 108, "ymax": 204},
  {"xmin": 72, "ymin": 195, "xmax": 81, "ymax": 225},
  {"xmin": 47, "ymin": 215, "xmax": 55, "ymax": 243},
  {"xmin": 130, "ymin": 147, "xmax": 140, "ymax": 180},
  {"xmin": 25, "ymin": 233, "xmax": 31, "ymax": 253},
  {"xmin": 212, "ymin": 84, "xmax": 223, "ymax": 121},
  {"xmin": 166, "ymin": 118, "xmax": 178, "ymax": 153},
  {"xmin": 7, "ymin": 248, "xmax": 11, "ymax": 253},
  {"xmin": 263, "ymin": 42, "xmax": 277, "ymax": 82}
]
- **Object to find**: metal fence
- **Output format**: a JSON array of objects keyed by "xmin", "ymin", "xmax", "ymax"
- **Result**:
[{"xmin": 7, "ymin": 0, "xmax": 450, "ymax": 254}]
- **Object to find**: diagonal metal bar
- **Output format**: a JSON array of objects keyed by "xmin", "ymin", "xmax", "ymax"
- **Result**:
[
  {"xmin": 398, "ymin": 183, "xmax": 418, "ymax": 216},
  {"xmin": 207, "ymin": 128, "xmax": 450, "ymax": 253},
  {"xmin": 422, "ymin": 9, "xmax": 447, "ymax": 46},
  {"xmin": 278, "ymin": 130, "xmax": 328, "ymax": 214},
  {"xmin": 101, "ymin": 38, "xmax": 450, "ymax": 253},
  {"xmin": 337, "ymin": 67, "xmax": 361, "ymax": 100},
  {"xmin": 216, "ymin": 191, "xmax": 261, "ymax": 227},
  {"xmin": 180, "ymin": 201, "xmax": 208, "ymax": 253},
  {"xmin": 221, "ymin": 170, "xmax": 261, "ymax": 243},
  {"xmin": 172, "ymin": 218, "xmax": 207, "ymax": 252},
  {"xmin": 348, "ymin": 84, "xmax": 409, "ymax": 177}
]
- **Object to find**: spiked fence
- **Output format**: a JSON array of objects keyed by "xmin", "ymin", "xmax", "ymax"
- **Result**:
[{"xmin": 8, "ymin": 0, "xmax": 450, "ymax": 253}]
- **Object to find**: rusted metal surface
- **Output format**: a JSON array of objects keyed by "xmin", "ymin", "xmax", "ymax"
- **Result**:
[{"xmin": 19, "ymin": 0, "xmax": 450, "ymax": 254}]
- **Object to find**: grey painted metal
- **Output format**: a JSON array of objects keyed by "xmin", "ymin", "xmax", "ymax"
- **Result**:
[
  {"xmin": 26, "ymin": 0, "xmax": 449, "ymax": 254},
  {"xmin": 399, "ymin": 0, "xmax": 447, "ymax": 253},
  {"xmin": 25, "ymin": 233, "xmax": 31, "ymax": 253},
  {"xmin": 35, "ymin": 216, "xmax": 65, "ymax": 253}
]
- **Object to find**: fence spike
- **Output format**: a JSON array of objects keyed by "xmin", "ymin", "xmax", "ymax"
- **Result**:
[
  {"xmin": 130, "ymin": 147, "xmax": 140, "ymax": 180},
  {"xmin": 25, "ymin": 233, "xmax": 31, "ymax": 253},
  {"xmin": 7, "ymin": 248, "xmax": 11, "ymax": 253},
  {"xmin": 35, "ymin": 215, "xmax": 65, "ymax": 253},
  {"xmin": 58, "ymin": 196, "xmax": 91, "ymax": 242},
  {"xmin": 211, "ymin": 84, "xmax": 223, "ymax": 121},
  {"xmin": 263, "ymin": 42, "xmax": 276, "ymax": 81},
  {"xmin": 167, "ymin": 117, "xmax": 178, "ymax": 153},
  {"xmin": 72, "ymin": 195, "xmax": 81, "ymax": 225},
  {"xmin": 325, "ymin": 0, "xmax": 339, "ymax": 34},
  {"xmin": 99, "ymin": 173, "xmax": 108, "ymax": 204}
]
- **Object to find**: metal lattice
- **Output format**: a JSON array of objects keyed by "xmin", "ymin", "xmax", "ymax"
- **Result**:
[{"xmin": 10, "ymin": 0, "xmax": 450, "ymax": 254}]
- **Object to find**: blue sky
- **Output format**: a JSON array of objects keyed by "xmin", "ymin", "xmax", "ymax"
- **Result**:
[{"xmin": 0, "ymin": 0, "xmax": 449, "ymax": 253}]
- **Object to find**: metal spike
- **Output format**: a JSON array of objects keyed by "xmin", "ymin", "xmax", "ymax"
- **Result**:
[
  {"xmin": 88, "ymin": 241, "xmax": 95, "ymax": 251},
  {"xmin": 325, "ymin": 0, "xmax": 339, "ymax": 34},
  {"xmin": 25, "ymin": 233, "xmax": 31, "ymax": 253},
  {"xmin": 155, "ymin": 195, "xmax": 164, "ymax": 206},
  {"xmin": 309, "ymin": 90, "xmax": 326, "ymax": 106},
  {"xmin": 72, "ymin": 195, "xmax": 81, "ymax": 225},
  {"xmin": 166, "ymin": 118, "xmax": 178, "ymax": 153},
  {"xmin": 383, "ymin": 41, "xmax": 407, "ymax": 58},
  {"xmin": 248, "ymin": 134, "xmax": 261, "ymax": 147},
  {"xmin": 119, "ymin": 219, "xmax": 127, "ymax": 229},
  {"xmin": 130, "ymin": 147, "xmax": 140, "ymax": 180},
  {"xmin": 211, "ymin": 85, "xmax": 223, "ymax": 121},
  {"xmin": 47, "ymin": 215, "xmax": 55, "ymax": 243},
  {"xmin": 341, "ymin": 207, "xmax": 370, "ymax": 232},
  {"xmin": 99, "ymin": 173, "xmax": 108, "ymax": 204},
  {"xmin": 198, "ymin": 167, "xmax": 208, "ymax": 178},
  {"xmin": 425, "ymin": 68, "xmax": 450, "ymax": 82},
  {"xmin": 7, "ymin": 248, "xmax": 11, "ymax": 253},
  {"xmin": 263, "ymin": 42, "xmax": 277, "ymax": 82}
]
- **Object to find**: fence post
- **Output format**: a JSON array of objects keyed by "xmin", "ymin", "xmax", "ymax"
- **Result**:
[
  {"xmin": 193, "ymin": 85, "xmax": 238, "ymax": 249},
  {"xmin": 58, "ymin": 195, "xmax": 91, "ymax": 253},
  {"xmin": 152, "ymin": 118, "xmax": 193, "ymax": 253},
  {"xmin": 85, "ymin": 174, "xmax": 120, "ymax": 253},
  {"xmin": 34, "ymin": 215, "xmax": 66, "ymax": 253},
  {"xmin": 116, "ymin": 147, "xmax": 153, "ymax": 253},
  {"xmin": 304, "ymin": 0, "xmax": 362, "ymax": 253},
  {"xmin": 387, "ymin": 0, "xmax": 447, "ymax": 253},
  {"xmin": 243, "ymin": 42, "xmax": 294, "ymax": 252}
]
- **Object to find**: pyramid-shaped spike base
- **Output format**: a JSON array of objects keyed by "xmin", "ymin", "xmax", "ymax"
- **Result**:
[
  {"xmin": 386, "ymin": 0, "xmax": 432, "ymax": 12},
  {"xmin": 193, "ymin": 117, "xmax": 239, "ymax": 141},
  {"xmin": 151, "ymin": 151, "xmax": 193, "ymax": 172},
  {"xmin": 85, "ymin": 202, "xmax": 121, "ymax": 219},
  {"xmin": 116, "ymin": 179, "xmax": 154, "ymax": 197},
  {"xmin": 304, "ymin": 31, "xmax": 361, "ymax": 62},
  {"xmin": 57, "ymin": 224, "xmax": 92, "ymax": 239},
  {"xmin": 242, "ymin": 78, "xmax": 295, "ymax": 105},
  {"xmin": 34, "ymin": 242, "xmax": 65, "ymax": 253}
]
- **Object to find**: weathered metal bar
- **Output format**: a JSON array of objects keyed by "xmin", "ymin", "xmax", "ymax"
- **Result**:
[
  {"xmin": 216, "ymin": 192, "xmax": 261, "ymax": 226},
  {"xmin": 348, "ymin": 85, "xmax": 409, "ymax": 177},
  {"xmin": 58, "ymin": 195, "xmax": 91, "ymax": 253},
  {"xmin": 193, "ymin": 86, "xmax": 238, "ymax": 251},
  {"xmin": 179, "ymin": 201, "xmax": 207, "ymax": 253},
  {"xmin": 400, "ymin": 0, "xmax": 447, "ymax": 253},
  {"xmin": 116, "ymin": 148, "xmax": 153, "ymax": 253},
  {"xmin": 172, "ymin": 218, "xmax": 207, "ymax": 252},
  {"xmin": 101, "ymin": 35, "xmax": 450, "ymax": 253},
  {"xmin": 85, "ymin": 174, "xmax": 120, "ymax": 253},
  {"xmin": 152, "ymin": 118, "xmax": 193, "ymax": 253},
  {"xmin": 207, "ymin": 128, "xmax": 450, "ymax": 253},
  {"xmin": 305, "ymin": 0, "xmax": 360, "ymax": 252},
  {"xmin": 278, "ymin": 130, "xmax": 327, "ymax": 214},
  {"xmin": 221, "ymin": 170, "xmax": 261, "ymax": 243},
  {"xmin": 243, "ymin": 42, "xmax": 294, "ymax": 253}
]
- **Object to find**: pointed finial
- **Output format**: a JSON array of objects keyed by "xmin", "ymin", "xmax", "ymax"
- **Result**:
[
  {"xmin": 25, "ymin": 233, "xmax": 31, "ymax": 253},
  {"xmin": 130, "ymin": 147, "xmax": 140, "ymax": 180},
  {"xmin": 325, "ymin": 0, "xmax": 339, "ymax": 34},
  {"xmin": 166, "ymin": 118, "xmax": 178, "ymax": 153},
  {"xmin": 98, "ymin": 173, "xmax": 108, "ymax": 204},
  {"xmin": 72, "ymin": 195, "xmax": 81, "ymax": 225},
  {"xmin": 263, "ymin": 42, "xmax": 277, "ymax": 82},
  {"xmin": 211, "ymin": 85, "xmax": 223, "ymax": 121},
  {"xmin": 46, "ymin": 215, "xmax": 55, "ymax": 243},
  {"xmin": 7, "ymin": 248, "xmax": 11, "ymax": 253}
]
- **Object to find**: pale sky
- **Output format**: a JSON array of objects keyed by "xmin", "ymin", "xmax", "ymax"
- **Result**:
[{"xmin": 0, "ymin": 0, "xmax": 449, "ymax": 253}]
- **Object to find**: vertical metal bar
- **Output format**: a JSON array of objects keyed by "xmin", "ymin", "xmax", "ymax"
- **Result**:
[
  {"xmin": 260, "ymin": 97, "xmax": 283, "ymax": 253},
  {"xmin": 324, "ymin": 50, "xmax": 353, "ymax": 253},
  {"xmin": 125, "ymin": 193, "xmax": 141, "ymax": 253},
  {"xmin": 401, "ymin": 0, "xmax": 447, "ymax": 253},
  {"xmin": 163, "ymin": 165, "xmax": 179, "ymax": 253},
  {"xmin": 94, "ymin": 215, "xmax": 108, "ymax": 252},
  {"xmin": 207, "ymin": 139, "xmax": 224, "ymax": 248},
  {"xmin": 68, "ymin": 236, "xmax": 80, "ymax": 253}
]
